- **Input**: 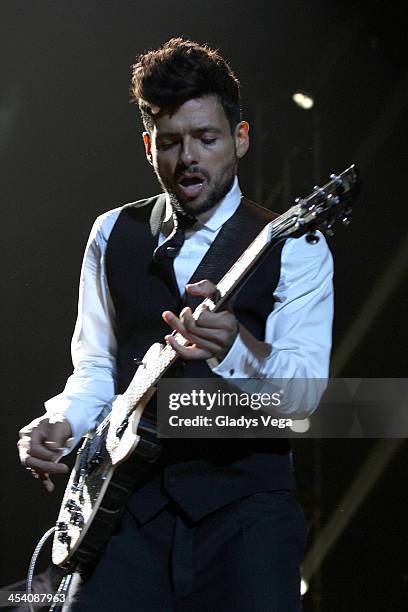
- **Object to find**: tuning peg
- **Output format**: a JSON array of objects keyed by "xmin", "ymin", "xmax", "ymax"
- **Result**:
[
  {"xmin": 313, "ymin": 186, "xmax": 326, "ymax": 198},
  {"xmin": 327, "ymin": 192, "xmax": 340, "ymax": 205},
  {"xmin": 330, "ymin": 173, "xmax": 343, "ymax": 188},
  {"xmin": 342, "ymin": 217, "xmax": 351, "ymax": 226},
  {"xmin": 321, "ymin": 220, "xmax": 335, "ymax": 236},
  {"xmin": 296, "ymin": 197, "xmax": 309, "ymax": 210}
]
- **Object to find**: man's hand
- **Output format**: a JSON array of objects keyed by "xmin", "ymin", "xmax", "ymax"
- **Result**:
[
  {"xmin": 162, "ymin": 279, "xmax": 238, "ymax": 361},
  {"xmin": 17, "ymin": 415, "xmax": 73, "ymax": 492}
]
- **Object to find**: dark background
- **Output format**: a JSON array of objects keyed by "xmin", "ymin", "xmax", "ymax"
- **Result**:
[{"xmin": 1, "ymin": 1, "xmax": 407, "ymax": 609}]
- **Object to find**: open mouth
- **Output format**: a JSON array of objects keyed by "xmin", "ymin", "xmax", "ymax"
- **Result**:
[{"xmin": 177, "ymin": 175, "xmax": 206, "ymax": 199}]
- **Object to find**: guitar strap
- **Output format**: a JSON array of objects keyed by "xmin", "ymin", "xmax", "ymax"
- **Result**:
[{"xmin": 185, "ymin": 197, "xmax": 279, "ymax": 310}]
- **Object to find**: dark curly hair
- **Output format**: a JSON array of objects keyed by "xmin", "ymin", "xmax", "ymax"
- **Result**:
[{"xmin": 131, "ymin": 38, "xmax": 241, "ymax": 133}]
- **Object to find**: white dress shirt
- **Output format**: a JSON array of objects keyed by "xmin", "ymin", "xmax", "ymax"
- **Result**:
[{"xmin": 45, "ymin": 177, "xmax": 333, "ymax": 446}]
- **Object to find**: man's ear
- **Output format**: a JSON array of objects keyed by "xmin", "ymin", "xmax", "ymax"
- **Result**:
[
  {"xmin": 234, "ymin": 121, "xmax": 250, "ymax": 159},
  {"xmin": 143, "ymin": 132, "xmax": 153, "ymax": 165}
]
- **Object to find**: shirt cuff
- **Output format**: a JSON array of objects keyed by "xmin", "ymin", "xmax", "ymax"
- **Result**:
[
  {"xmin": 208, "ymin": 326, "xmax": 270, "ymax": 378},
  {"xmin": 44, "ymin": 396, "xmax": 102, "ymax": 454}
]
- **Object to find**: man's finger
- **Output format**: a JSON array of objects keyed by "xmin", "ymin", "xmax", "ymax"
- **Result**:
[
  {"xmin": 18, "ymin": 439, "xmax": 62, "ymax": 462},
  {"xmin": 26, "ymin": 468, "xmax": 55, "ymax": 493},
  {"xmin": 182, "ymin": 316, "xmax": 231, "ymax": 348},
  {"xmin": 164, "ymin": 311, "xmax": 227, "ymax": 352},
  {"xmin": 185, "ymin": 280, "xmax": 218, "ymax": 298},
  {"xmin": 39, "ymin": 474, "xmax": 55, "ymax": 493},
  {"xmin": 162, "ymin": 310, "xmax": 187, "ymax": 336},
  {"xmin": 165, "ymin": 334, "xmax": 212, "ymax": 360},
  {"xmin": 44, "ymin": 439, "xmax": 73, "ymax": 452},
  {"xmin": 193, "ymin": 310, "xmax": 237, "ymax": 331},
  {"xmin": 24, "ymin": 455, "xmax": 69, "ymax": 475}
]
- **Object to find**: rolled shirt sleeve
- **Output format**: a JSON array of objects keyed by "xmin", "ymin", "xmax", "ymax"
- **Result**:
[{"xmin": 212, "ymin": 232, "xmax": 334, "ymax": 418}]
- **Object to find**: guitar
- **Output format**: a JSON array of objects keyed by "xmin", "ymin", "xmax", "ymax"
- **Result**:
[{"xmin": 52, "ymin": 165, "xmax": 359, "ymax": 571}]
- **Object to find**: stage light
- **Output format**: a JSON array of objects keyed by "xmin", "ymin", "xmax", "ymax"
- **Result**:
[
  {"xmin": 300, "ymin": 577, "xmax": 309, "ymax": 596},
  {"xmin": 292, "ymin": 91, "xmax": 315, "ymax": 110}
]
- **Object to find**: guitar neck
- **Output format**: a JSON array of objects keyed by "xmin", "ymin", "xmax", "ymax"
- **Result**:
[{"xmin": 121, "ymin": 164, "xmax": 358, "ymax": 414}]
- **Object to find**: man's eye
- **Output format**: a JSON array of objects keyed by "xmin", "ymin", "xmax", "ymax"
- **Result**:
[
  {"xmin": 201, "ymin": 138, "xmax": 217, "ymax": 145},
  {"xmin": 158, "ymin": 142, "xmax": 176, "ymax": 150}
]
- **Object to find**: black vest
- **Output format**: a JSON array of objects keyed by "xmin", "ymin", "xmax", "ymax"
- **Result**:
[{"xmin": 105, "ymin": 194, "xmax": 296, "ymax": 522}]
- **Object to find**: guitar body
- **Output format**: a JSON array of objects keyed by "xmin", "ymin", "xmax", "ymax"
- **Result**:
[{"xmin": 52, "ymin": 344, "xmax": 162, "ymax": 571}]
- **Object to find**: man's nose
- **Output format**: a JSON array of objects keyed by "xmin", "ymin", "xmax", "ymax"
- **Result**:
[{"xmin": 179, "ymin": 138, "xmax": 198, "ymax": 166}]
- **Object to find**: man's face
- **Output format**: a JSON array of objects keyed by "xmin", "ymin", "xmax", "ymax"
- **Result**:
[{"xmin": 143, "ymin": 95, "xmax": 249, "ymax": 216}]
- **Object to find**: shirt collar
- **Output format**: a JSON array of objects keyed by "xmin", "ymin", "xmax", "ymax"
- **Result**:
[{"xmin": 164, "ymin": 176, "xmax": 242, "ymax": 232}]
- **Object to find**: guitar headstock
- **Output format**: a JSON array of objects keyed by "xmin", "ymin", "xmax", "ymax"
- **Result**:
[{"xmin": 279, "ymin": 164, "xmax": 360, "ymax": 242}]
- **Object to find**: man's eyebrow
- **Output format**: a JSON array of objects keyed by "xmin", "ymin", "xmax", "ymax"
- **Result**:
[
  {"xmin": 192, "ymin": 126, "xmax": 222, "ymax": 134},
  {"xmin": 155, "ymin": 131, "xmax": 178, "ymax": 139},
  {"xmin": 156, "ymin": 126, "xmax": 222, "ymax": 138}
]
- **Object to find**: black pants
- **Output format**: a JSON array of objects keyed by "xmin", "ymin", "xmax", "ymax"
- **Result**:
[{"xmin": 63, "ymin": 490, "xmax": 307, "ymax": 612}]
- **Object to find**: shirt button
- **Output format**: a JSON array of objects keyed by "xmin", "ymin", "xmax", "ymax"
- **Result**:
[{"xmin": 229, "ymin": 368, "xmax": 235, "ymax": 376}]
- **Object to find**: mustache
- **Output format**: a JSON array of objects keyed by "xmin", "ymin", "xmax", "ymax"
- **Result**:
[{"xmin": 174, "ymin": 166, "xmax": 210, "ymax": 182}]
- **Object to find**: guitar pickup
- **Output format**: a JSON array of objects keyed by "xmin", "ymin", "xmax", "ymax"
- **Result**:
[
  {"xmin": 65, "ymin": 499, "xmax": 81, "ymax": 513},
  {"xmin": 69, "ymin": 511, "xmax": 85, "ymax": 528}
]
